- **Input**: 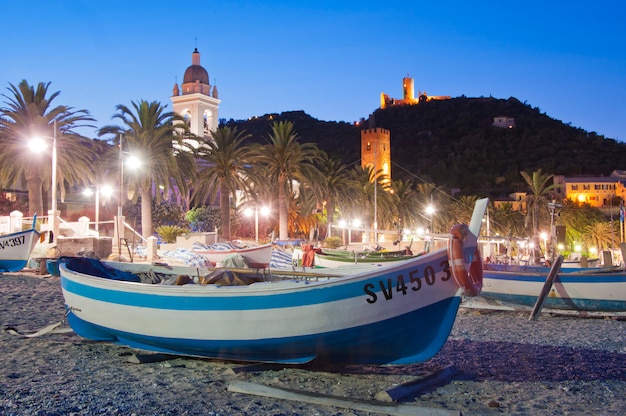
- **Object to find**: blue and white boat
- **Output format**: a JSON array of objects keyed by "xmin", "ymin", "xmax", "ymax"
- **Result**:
[
  {"xmin": 481, "ymin": 268, "xmax": 626, "ymax": 313},
  {"xmin": 0, "ymin": 223, "xmax": 41, "ymax": 273},
  {"xmin": 59, "ymin": 199, "xmax": 488, "ymax": 364}
]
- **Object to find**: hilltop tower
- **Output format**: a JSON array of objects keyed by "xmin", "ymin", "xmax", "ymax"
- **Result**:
[
  {"xmin": 380, "ymin": 75, "xmax": 450, "ymax": 109},
  {"xmin": 361, "ymin": 127, "xmax": 391, "ymax": 185},
  {"xmin": 171, "ymin": 48, "xmax": 220, "ymax": 138}
]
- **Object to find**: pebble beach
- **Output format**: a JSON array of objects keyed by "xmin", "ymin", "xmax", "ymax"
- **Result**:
[{"xmin": 1, "ymin": 270, "xmax": 625, "ymax": 416}]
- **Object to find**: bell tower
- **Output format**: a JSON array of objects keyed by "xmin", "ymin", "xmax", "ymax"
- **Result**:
[{"xmin": 171, "ymin": 48, "xmax": 221, "ymax": 138}]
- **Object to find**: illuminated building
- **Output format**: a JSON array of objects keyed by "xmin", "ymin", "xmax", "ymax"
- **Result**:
[{"xmin": 380, "ymin": 76, "xmax": 450, "ymax": 109}]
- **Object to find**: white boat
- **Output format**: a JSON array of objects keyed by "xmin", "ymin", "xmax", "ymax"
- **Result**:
[
  {"xmin": 192, "ymin": 242, "xmax": 273, "ymax": 268},
  {"xmin": 481, "ymin": 268, "xmax": 626, "ymax": 312},
  {"xmin": 0, "ymin": 226, "xmax": 41, "ymax": 273},
  {"xmin": 58, "ymin": 199, "xmax": 488, "ymax": 364}
]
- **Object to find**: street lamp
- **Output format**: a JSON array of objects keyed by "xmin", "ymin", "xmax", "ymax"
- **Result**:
[
  {"xmin": 425, "ymin": 203, "xmax": 435, "ymax": 232},
  {"xmin": 29, "ymin": 119, "xmax": 58, "ymax": 242},
  {"xmin": 244, "ymin": 205, "xmax": 270, "ymax": 244},
  {"xmin": 83, "ymin": 184, "xmax": 113, "ymax": 231},
  {"xmin": 115, "ymin": 133, "xmax": 140, "ymax": 255}
]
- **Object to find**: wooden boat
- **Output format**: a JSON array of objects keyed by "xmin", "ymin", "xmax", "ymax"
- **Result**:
[
  {"xmin": 0, "ymin": 225, "xmax": 41, "ymax": 273},
  {"xmin": 481, "ymin": 268, "xmax": 626, "ymax": 312},
  {"xmin": 192, "ymin": 242, "xmax": 273, "ymax": 268},
  {"xmin": 292, "ymin": 245, "xmax": 425, "ymax": 268},
  {"xmin": 58, "ymin": 198, "xmax": 488, "ymax": 364},
  {"xmin": 484, "ymin": 263, "xmax": 603, "ymax": 274}
]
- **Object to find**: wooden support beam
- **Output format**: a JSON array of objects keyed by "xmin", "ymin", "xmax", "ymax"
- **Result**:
[
  {"xmin": 126, "ymin": 353, "xmax": 179, "ymax": 364},
  {"xmin": 529, "ymin": 255, "xmax": 564, "ymax": 321},
  {"xmin": 374, "ymin": 364, "xmax": 459, "ymax": 402},
  {"xmin": 228, "ymin": 380, "xmax": 461, "ymax": 416}
]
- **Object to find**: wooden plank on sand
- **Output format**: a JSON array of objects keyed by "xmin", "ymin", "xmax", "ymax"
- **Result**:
[
  {"xmin": 374, "ymin": 364, "xmax": 459, "ymax": 402},
  {"xmin": 127, "ymin": 353, "xmax": 179, "ymax": 364},
  {"xmin": 228, "ymin": 380, "xmax": 461, "ymax": 416}
]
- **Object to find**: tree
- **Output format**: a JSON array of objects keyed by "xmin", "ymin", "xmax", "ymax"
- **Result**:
[
  {"xmin": 559, "ymin": 198, "xmax": 606, "ymax": 249},
  {"xmin": 256, "ymin": 121, "xmax": 323, "ymax": 240},
  {"xmin": 582, "ymin": 221, "xmax": 618, "ymax": 253},
  {"xmin": 99, "ymin": 100, "xmax": 194, "ymax": 239},
  {"xmin": 0, "ymin": 80, "xmax": 96, "ymax": 216},
  {"xmin": 491, "ymin": 202, "xmax": 527, "ymax": 238},
  {"xmin": 390, "ymin": 179, "xmax": 420, "ymax": 230},
  {"xmin": 314, "ymin": 153, "xmax": 355, "ymax": 230},
  {"xmin": 191, "ymin": 126, "xmax": 259, "ymax": 241},
  {"xmin": 345, "ymin": 164, "xmax": 395, "ymax": 242},
  {"xmin": 520, "ymin": 168, "xmax": 561, "ymax": 262}
]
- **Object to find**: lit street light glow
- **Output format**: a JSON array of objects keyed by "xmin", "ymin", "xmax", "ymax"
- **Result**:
[{"xmin": 30, "ymin": 119, "xmax": 58, "ymax": 242}]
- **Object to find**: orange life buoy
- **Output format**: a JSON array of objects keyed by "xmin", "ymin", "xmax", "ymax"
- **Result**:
[{"xmin": 447, "ymin": 224, "xmax": 483, "ymax": 297}]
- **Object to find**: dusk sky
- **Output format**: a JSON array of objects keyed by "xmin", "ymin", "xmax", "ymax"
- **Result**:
[{"xmin": 2, "ymin": 1, "xmax": 625, "ymax": 141}]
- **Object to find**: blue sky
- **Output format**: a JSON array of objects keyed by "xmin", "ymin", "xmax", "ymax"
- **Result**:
[{"xmin": 2, "ymin": 1, "xmax": 625, "ymax": 141}]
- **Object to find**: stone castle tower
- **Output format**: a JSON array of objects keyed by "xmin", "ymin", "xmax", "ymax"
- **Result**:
[
  {"xmin": 171, "ymin": 48, "xmax": 220, "ymax": 138},
  {"xmin": 361, "ymin": 126, "xmax": 391, "ymax": 185},
  {"xmin": 380, "ymin": 75, "xmax": 450, "ymax": 109}
]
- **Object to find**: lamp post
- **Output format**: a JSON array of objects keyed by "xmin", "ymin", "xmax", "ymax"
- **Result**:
[
  {"xmin": 118, "ymin": 133, "xmax": 124, "ymax": 219},
  {"xmin": 244, "ymin": 205, "xmax": 270, "ymax": 244},
  {"xmin": 51, "ymin": 119, "xmax": 57, "ymax": 235},
  {"xmin": 425, "ymin": 203, "xmax": 435, "ymax": 233},
  {"xmin": 83, "ymin": 185, "xmax": 112, "ymax": 231},
  {"xmin": 29, "ymin": 119, "xmax": 59, "ymax": 242}
]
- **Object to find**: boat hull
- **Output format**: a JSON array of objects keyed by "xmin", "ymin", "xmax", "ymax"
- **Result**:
[
  {"xmin": 193, "ymin": 243, "xmax": 273, "ymax": 268},
  {"xmin": 0, "ymin": 228, "xmax": 41, "ymax": 272},
  {"xmin": 292, "ymin": 246, "xmax": 416, "ymax": 268},
  {"xmin": 481, "ymin": 270, "xmax": 626, "ymax": 312},
  {"xmin": 60, "ymin": 248, "xmax": 462, "ymax": 364}
]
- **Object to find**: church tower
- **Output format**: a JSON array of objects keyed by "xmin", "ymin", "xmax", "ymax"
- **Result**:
[{"xmin": 171, "ymin": 48, "xmax": 220, "ymax": 138}]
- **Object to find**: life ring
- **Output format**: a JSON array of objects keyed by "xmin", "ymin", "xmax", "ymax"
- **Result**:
[{"xmin": 447, "ymin": 224, "xmax": 483, "ymax": 297}]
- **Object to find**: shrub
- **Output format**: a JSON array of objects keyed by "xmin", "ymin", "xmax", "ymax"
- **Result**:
[
  {"xmin": 324, "ymin": 236, "xmax": 343, "ymax": 248},
  {"xmin": 185, "ymin": 207, "xmax": 221, "ymax": 232},
  {"xmin": 155, "ymin": 225, "xmax": 188, "ymax": 243}
]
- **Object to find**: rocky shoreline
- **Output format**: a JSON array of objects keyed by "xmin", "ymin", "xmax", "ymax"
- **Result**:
[{"xmin": 1, "ymin": 271, "xmax": 624, "ymax": 415}]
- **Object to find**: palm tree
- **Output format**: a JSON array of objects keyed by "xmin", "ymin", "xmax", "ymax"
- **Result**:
[
  {"xmin": 99, "ymin": 100, "xmax": 194, "ymax": 239},
  {"xmin": 452, "ymin": 195, "xmax": 480, "ymax": 227},
  {"xmin": 520, "ymin": 168, "xmax": 561, "ymax": 262},
  {"xmin": 314, "ymin": 153, "xmax": 355, "ymax": 234},
  {"xmin": 0, "ymin": 80, "xmax": 96, "ymax": 216},
  {"xmin": 256, "ymin": 121, "xmax": 323, "ymax": 240},
  {"xmin": 559, "ymin": 198, "xmax": 606, "ymax": 250},
  {"xmin": 345, "ymin": 164, "xmax": 395, "ymax": 242},
  {"xmin": 191, "ymin": 126, "xmax": 259, "ymax": 241},
  {"xmin": 490, "ymin": 202, "xmax": 527, "ymax": 238},
  {"xmin": 582, "ymin": 221, "xmax": 618, "ymax": 253},
  {"xmin": 520, "ymin": 168, "xmax": 560, "ymax": 236},
  {"xmin": 390, "ymin": 179, "xmax": 420, "ymax": 230}
]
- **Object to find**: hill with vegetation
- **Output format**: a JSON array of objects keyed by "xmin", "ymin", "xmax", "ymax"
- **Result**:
[{"xmin": 223, "ymin": 97, "xmax": 626, "ymax": 196}]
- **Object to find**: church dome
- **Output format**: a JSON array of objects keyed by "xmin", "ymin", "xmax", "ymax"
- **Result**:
[
  {"xmin": 183, "ymin": 65, "xmax": 209, "ymax": 84},
  {"xmin": 183, "ymin": 48, "xmax": 209, "ymax": 84}
]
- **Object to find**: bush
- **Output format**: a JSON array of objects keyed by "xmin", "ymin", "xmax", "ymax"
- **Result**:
[
  {"xmin": 324, "ymin": 236, "xmax": 343, "ymax": 248},
  {"xmin": 155, "ymin": 225, "xmax": 188, "ymax": 243},
  {"xmin": 185, "ymin": 207, "xmax": 221, "ymax": 232}
]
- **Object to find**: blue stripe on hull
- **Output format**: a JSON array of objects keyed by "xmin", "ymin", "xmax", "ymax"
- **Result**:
[
  {"xmin": 0, "ymin": 259, "xmax": 29, "ymax": 272},
  {"xmin": 66, "ymin": 297, "xmax": 460, "ymax": 365},
  {"xmin": 63, "ymin": 274, "xmax": 380, "ymax": 311},
  {"xmin": 482, "ymin": 293, "xmax": 626, "ymax": 312}
]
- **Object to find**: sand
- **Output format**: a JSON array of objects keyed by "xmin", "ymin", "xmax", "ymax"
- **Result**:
[{"xmin": 1, "ymin": 270, "xmax": 625, "ymax": 415}]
